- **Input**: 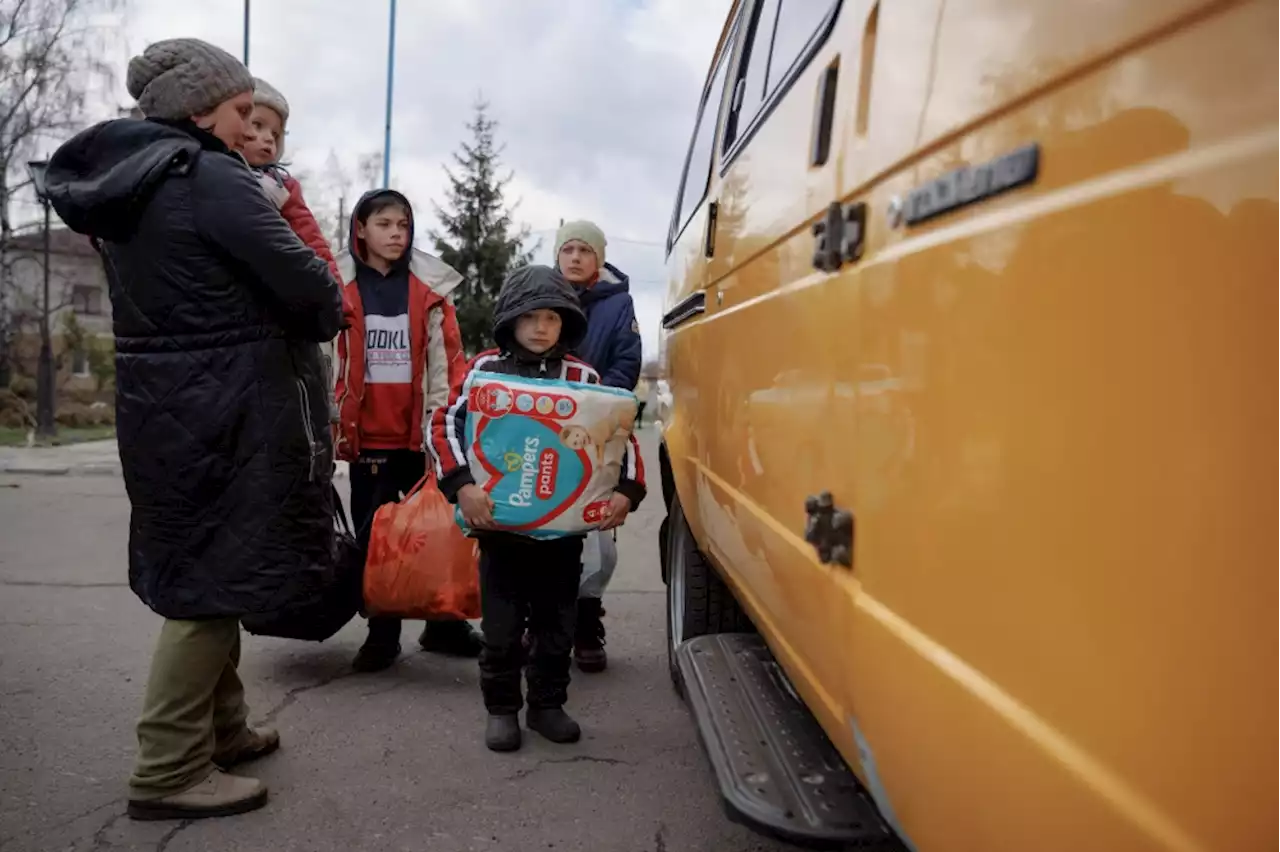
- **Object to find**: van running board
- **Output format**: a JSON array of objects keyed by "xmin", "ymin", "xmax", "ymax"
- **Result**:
[{"xmin": 676, "ymin": 633, "xmax": 904, "ymax": 849}]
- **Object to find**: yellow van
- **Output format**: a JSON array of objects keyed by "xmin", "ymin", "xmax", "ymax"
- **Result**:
[{"xmin": 657, "ymin": 1, "xmax": 1275, "ymax": 849}]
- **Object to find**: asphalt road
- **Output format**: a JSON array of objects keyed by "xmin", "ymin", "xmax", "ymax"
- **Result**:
[{"xmin": 0, "ymin": 428, "xmax": 798, "ymax": 852}]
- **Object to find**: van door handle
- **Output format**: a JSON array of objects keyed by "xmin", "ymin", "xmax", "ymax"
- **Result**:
[
  {"xmin": 811, "ymin": 60, "xmax": 839, "ymax": 166},
  {"xmin": 704, "ymin": 200, "xmax": 719, "ymax": 258},
  {"xmin": 856, "ymin": 2, "xmax": 880, "ymax": 137}
]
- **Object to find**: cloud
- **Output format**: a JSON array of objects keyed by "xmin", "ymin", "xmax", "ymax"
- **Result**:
[{"xmin": 108, "ymin": 0, "xmax": 733, "ymax": 360}]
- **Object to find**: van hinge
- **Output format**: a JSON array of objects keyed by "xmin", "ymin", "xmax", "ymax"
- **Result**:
[{"xmin": 804, "ymin": 491, "xmax": 854, "ymax": 568}]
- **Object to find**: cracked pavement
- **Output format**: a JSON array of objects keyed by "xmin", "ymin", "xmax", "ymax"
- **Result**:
[{"xmin": 0, "ymin": 430, "xmax": 795, "ymax": 852}]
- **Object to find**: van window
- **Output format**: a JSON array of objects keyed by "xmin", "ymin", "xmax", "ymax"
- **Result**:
[
  {"xmin": 723, "ymin": 0, "xmax": 778, "ymax": 152},
  {"xmin": 670, "ymin": 47, "xmax": 731, "ymax": 245},
  {"xmin": 769, "ymin": 0, "xmax": 839, "ymax": 93},
  {"xmin": 723, "ymin": 0, "xmax": 840, "ymax": 159}
]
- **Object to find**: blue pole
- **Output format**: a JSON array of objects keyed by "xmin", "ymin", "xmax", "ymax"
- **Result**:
[{"xmin": 382, "ymin": 0, "xmax": 397, "ymax": 188}]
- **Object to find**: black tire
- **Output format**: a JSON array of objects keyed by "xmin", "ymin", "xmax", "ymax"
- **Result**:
[{"xmin": 665, "ymin": 494, "xmax": 752, "ymax": 696}]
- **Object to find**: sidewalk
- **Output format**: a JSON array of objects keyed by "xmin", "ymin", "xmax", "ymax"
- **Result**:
[
  {"xmin": 0, "ymin": 439, "xmax": 350, "ymax": 478},
  {"xmin": 0, "ymin": 439, "xmax": 122, "ymax": 476}
]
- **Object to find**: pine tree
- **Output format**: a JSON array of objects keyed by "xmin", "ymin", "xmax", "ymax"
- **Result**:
[{"xmin": 431, "ymin": 100, "xmax": 533, "ymax": 356}]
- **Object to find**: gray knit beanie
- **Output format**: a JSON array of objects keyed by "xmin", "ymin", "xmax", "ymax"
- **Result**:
[
  {"xmin": 554, "ymin": 220, "xmax": 607, "ymax": 267},
  {"xmin": 252, "ymin": 77, "xmax": 289, "ymax": 156},
  {"xmin": 126, "ymin": 38, "xmax": 254, "ymax": 121},
  {"xmin": 253, "ymin": 78, "xmax": 289, "ymax": 124}
]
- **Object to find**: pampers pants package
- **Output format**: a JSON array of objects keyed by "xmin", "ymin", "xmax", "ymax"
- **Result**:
[{"xmin": 459, "ymin": 371, "xmax": 638, "ymax": 538}]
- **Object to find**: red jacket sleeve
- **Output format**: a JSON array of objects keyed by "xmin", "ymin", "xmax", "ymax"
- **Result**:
[
  {"xmin": 421, "ymin": 295, "xmax": 468, "ymax": 451},
  {"xmin": 429, "ymin": 349, "xmax": 504, "ymax": 500},
  {"xmin": 333, "ymin": 291, "xmax": 361, "ymax": 462},
  {"xmin": 615, "ymin": 433, "xmax": 647, "ymax": 510},
  {"xmin": 281, "ymin": 176, "xmax": 342, "ymax": 284},
  {"xmin": 429, "ymin": 353, "xmax": 478, "ymax": 501},
  {"xmin": 441, "ymin": 299, "xmax": 469, "ymax": 402}
]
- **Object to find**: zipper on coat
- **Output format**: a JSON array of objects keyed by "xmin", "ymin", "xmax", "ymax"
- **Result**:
[{"xmin": 295, "ymin": 378, "xmax": 321, "ymax": 482}]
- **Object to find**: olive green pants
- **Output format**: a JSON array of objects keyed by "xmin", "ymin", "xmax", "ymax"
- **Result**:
[{"xmin": 129, "ymin": 617, "xmax": 249, "ymax": 799}]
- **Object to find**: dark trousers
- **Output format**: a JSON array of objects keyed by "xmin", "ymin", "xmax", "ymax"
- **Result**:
[
  {"xmin": 479, "ymin": 535, "xmax": 584, "ymax": 714},
  {"xmin": 350, "ymin": 449, "xmax": 463, "ymax": 645}
]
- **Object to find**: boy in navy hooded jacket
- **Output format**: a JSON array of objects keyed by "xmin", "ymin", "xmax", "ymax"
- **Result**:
[{"xmin": 553, "ymin": 220, "xmax": 642, "ymax": 673}]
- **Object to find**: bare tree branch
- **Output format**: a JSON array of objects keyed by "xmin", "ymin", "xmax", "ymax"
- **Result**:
[
  {"xmin": 0, "ymin": 0, "xmax": 126, "ymax": 384},
  {"xmin": 0, "ymin": 0, "xmax": 36, "ymax": 51}
]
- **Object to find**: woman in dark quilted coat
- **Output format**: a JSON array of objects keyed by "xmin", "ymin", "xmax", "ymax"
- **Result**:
[{"xmin": 43, "ymin": 39, "xmax": 342, "ymax": 822}]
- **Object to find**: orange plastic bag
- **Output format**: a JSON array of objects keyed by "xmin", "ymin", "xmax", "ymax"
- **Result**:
[{"xmin": 363, "ymin": 475, "xmax": 481, "ymax": 620}]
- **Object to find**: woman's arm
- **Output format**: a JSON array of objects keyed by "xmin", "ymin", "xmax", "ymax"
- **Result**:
[
  {"xmin": 193, "ymin": 155, "xmax": 342, "ymax": 342},
  {"xmin": 281, "ymin": 175, "xmax": 343, "ymax": 285}
]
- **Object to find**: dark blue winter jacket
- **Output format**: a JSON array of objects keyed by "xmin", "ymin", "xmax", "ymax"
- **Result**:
[{"xmin": 573, "ymin": 262, "xmax": 642, "ymax": 389}]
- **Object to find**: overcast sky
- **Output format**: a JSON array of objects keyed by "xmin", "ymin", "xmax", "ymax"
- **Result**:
[{"xmin": 83, "ymin": 0, "xmax": 732, "ymax": 359}]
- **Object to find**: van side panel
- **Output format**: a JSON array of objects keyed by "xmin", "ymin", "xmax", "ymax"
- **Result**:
[
  {"xmin": 685, "ymin": 0, "xmax": 876, "ymax": 764},
  {"xmin": 662, "ymin": 18, "xmax": 740, "ymax": 545},
  {"xmin": 842, "ymin": 0, "xmax": 1218, "ymax": 200},
  {"xmin": 843, "ymin": 1, "xmax": 1277, "ymax": 850}
]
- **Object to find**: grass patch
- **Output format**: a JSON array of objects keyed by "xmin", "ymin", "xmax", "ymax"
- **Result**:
[{"xmin": 0, "ymin": 426, "xmax": 116, "ymax": 447}]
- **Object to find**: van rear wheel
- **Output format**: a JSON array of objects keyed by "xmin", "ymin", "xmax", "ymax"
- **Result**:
[{"xmin": 664, "ymin": 494, "xmax": 751, "ymax": 695}]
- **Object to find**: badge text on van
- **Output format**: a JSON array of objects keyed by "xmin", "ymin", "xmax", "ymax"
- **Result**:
[{"xmin": 904, "ymin": 143, "xmax": 1040, "ymax": 226}]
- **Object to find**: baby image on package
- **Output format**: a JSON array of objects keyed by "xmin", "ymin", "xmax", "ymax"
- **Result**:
[{"xmin": 459, "ymin": 371, "xmax": 640, "ymax": 538}]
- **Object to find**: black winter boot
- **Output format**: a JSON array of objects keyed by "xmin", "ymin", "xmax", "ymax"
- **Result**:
[
  {"xmin": 353, "ymin": 618, "xmax": 402, "ymax": 672},
  {"xmin": 419, "ymin": 620, "xmax": 483, "ymax": 658},
  {"xmin": 352, "ymin": 642, "xmax": 400, "ymax": 672},
  {"xmin": 526, "ymin": 707, "xmax": 581, "ymax": 744},
  {"xmin": 485, "ymin": 714, "xmax": 522, "ymax": 752},
  {"xmin": 573, "ymin": 598, "xmax": 607, "ymax": 673}
]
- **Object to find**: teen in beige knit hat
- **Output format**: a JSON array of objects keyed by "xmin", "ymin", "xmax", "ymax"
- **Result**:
[
  {"xmin": 549, "ymin": 217, "xmax": 642, "ymax": 675},
  {"xmin": 553, "ymin": 220, "xmax": 607, "ymax": 285}
]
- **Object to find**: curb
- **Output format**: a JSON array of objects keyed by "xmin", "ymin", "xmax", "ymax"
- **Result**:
[
  {"xmin": 79, "ymin": 465, "xmax": 124, "ymax": 477},
  {"xmin": 2, "ymin": 461, "xmax": 349, "ymax": 478},
  {"xmin": 0, "ymin": 465, "xmax": 72, "ymax": 477}
]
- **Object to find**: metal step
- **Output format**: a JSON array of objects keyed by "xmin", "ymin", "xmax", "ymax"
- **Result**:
[{"xmin": 676, "ymin": 633, "xmax": 904, "ymax": 849}]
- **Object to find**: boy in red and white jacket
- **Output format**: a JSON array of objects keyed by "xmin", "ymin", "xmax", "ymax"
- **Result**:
[
  {"xmin": 332, "ymin": 188, "xmax": 481, "ymax": 671},
  {"xmin": 430, "ymin": 265, "xmax": 644, "ymax": 752}
]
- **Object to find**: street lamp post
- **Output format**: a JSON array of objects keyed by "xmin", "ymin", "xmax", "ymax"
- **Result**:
[
  {"xmin": 25, "ymin": 160, "xmax": 56, "ymax": 440},
  {"xmin": 383, "ymin": 0, "xmax": 397, "ymax": 188}
]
